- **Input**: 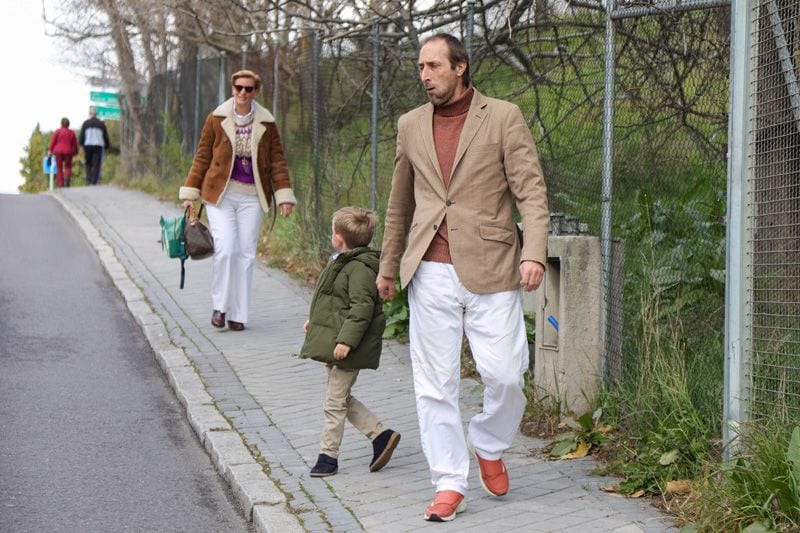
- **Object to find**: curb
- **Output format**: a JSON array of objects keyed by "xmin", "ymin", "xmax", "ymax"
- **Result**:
[{"xmin": 52, "ymin": 192, "xmax": 305, "ymax": 533}]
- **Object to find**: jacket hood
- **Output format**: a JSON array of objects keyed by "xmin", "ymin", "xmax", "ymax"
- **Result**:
[{"xmin": 340, "ymin": 247, "xmax": 380, "ymax": 275}]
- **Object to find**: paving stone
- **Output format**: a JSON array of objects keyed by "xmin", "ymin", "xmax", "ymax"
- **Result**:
[
  {"xmin": 253, "ymin": 503, "xmax": 305, "ymax": 533},
  {"xmin": 186, "ymin": 404, "xmax": 229, "ymax": 443},
  {"xmin": 227, "ymin": 462, "xmax": 287, "ymax": 518}
]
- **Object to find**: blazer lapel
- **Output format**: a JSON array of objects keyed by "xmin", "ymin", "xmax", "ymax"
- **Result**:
[
  {"xmin": 416, "ymin": 104, "xmax": 447, "ymax": 196},
  {"xmin": 450, "ymin": 91, "xmax": 488, "ymax": 184}
]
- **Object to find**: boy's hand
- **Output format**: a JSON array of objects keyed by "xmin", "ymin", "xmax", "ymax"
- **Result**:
[
  {"xmin": 303, "ymin": 320, "xmax": 309, "ymax": 333},
  {"xmin": 333, "ymin": 343, "xmax": 351, "ymax": 360}
]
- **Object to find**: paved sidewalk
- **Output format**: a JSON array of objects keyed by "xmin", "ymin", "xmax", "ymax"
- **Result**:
[{"xmin": 54, "ymin": 186, "xmax": 676, "ymax": 533}]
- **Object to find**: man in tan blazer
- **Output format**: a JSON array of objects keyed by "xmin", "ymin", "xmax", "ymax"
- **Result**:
[{"xmin": 377, "ymin": 34, "xmax": 549, "ymax": 522}]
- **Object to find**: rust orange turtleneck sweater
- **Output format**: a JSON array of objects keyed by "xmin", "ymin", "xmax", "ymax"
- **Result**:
[{"xmin": 422, "ymin": 86, "xmax": 475, "ymax": 264}]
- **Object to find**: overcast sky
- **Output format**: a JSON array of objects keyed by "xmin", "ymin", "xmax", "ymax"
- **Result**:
[{"xmin": 0, "ymin": 2, "xmax": 93, "ymax": 194}]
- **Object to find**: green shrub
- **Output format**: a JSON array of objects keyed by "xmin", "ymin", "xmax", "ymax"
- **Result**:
[{"xmin": 683, "ymin": 423, "xmax": 800, "ymax": 532}]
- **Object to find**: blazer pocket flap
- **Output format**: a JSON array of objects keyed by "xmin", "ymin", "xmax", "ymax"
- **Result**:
[{"xmin": 479, "ymin": 224, "xmax": 514, "ymax": 245}]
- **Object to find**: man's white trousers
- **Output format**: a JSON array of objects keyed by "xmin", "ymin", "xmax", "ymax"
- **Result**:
[
  {"xmin": 205, "ymin": 191, "xmax": 264, "ymax": 324},
  {"xmin": 408, "ymin": 261, "xmax": 528, "ymax": 494}
]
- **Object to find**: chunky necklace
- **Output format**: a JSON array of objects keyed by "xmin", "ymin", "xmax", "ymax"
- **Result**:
[{"xmin": 233, "ymin": 101, "xmax": 255, "ymax": 162}]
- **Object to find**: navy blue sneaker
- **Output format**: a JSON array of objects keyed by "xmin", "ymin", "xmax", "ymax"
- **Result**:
[
  {"xmin": 310, "ymin": 453, "xmax": 338, "ymax": 477},
  {"xmin": 370, "ymin": 429, "xmax": 401, "ymax": 472}
]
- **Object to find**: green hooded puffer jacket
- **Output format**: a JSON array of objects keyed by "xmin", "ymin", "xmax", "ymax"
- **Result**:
[{"xmin": 300, "ymin": 247, "xmax": 385, "ymax": 369}]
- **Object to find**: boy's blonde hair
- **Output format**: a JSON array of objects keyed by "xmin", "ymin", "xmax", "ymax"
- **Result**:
[
  {"xmin": 333, "ymin": 207, "xmax": 377, "ymax": 249},
  {"xmin": 231, "ymin": 69, "xmax": 262, "ymax": 91}
]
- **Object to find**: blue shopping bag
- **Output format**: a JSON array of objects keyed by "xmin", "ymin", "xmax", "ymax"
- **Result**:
[{"xmin": 42, "ymin": 155, "xmax": 56, "ymax": 174}]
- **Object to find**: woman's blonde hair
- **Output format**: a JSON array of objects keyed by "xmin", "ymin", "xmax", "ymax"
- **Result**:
[
  {"xmin": 231, "ymin": 69, "xmax": 262, "ymax": 91},
  {"xmin": 333, "ymin": 207, "xmax": 378, "ymax": 248}
]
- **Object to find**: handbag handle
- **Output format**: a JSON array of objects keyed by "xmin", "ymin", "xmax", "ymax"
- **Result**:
[{"xmin": 186, "ymin": 203, "xmax": 205, "ymax": 222}]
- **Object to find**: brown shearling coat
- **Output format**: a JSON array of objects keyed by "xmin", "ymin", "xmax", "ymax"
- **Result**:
[
  {"xmin": 379, "ymin": 89, "xmax": 549, "ymax": 294},
  {"xmin": 179, "ymin": 98, "xmax": 296, "ymax": 212}
]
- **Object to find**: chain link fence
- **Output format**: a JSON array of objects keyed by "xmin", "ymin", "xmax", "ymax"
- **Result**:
[{"xmin": 117, "ymin": 1, "xmax": 800, "ymax": 439}]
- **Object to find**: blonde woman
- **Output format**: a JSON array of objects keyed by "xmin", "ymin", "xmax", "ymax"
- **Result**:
[{"xmin": 180, "ymin": 70, "xmax": 296, "ymax": 331}]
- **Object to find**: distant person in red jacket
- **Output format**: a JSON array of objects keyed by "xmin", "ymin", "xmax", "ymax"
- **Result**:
[{"xmin": 48, "ymin": 118, "xmax": 79, "ymax": 188}]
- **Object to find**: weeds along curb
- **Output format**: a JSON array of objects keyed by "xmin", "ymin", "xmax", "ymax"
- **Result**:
[{"xmin": 51, "ymin": 191, "xmax": 304, "ymax": 533}]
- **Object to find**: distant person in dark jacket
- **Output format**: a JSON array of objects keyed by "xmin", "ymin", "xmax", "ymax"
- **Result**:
[
  {"xmin": 48, "ymin": 117, "xmax": 79, "ymax": 187},
  {"xmin": 79, "ymin": 106, "xmax": 110, "ymax": 185},
  {"xmin": 300, "ymin": 207, "xmax": 401, "ymax": 478}
]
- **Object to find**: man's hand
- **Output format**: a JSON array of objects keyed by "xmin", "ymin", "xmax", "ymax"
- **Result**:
[
  {"xmin": 333, "ymin": 343, "xmax": 351, "ymax": 360},
  {"xmin": 519, "ymin": 260, "xmax": 545, "ymax": 292},
  {"xmin": 278, "ymin": 203, "xmax": 294, "ymax": 217},
  {"xmin": 376, "ymin": 276, "xmax": 396, "ymax": 301},
  {"xmin": 303, "ymin": 320, "xmax": 309, "ymax": 333}
]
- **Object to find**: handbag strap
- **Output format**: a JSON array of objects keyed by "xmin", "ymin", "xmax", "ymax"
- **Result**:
[
  {"xmin": 180, "ymin": 206, "xmax": 189, "ymax": 289},
  {"xmin": 187, "ymin": 203, "xmax": 205, "ymax": 224}
]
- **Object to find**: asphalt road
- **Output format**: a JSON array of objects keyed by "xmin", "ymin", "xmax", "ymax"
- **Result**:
[{"xmin": 0, "ymin": 194, "xmax": 250, "ymax": 532}]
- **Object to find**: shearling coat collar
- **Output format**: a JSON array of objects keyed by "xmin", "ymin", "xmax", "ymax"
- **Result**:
[{"xmin": 212, "ymin": 98, "xmax": 275, "ymax": 159}]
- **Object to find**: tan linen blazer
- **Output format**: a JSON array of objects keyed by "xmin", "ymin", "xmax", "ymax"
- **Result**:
[
  {"xmin": 379, "ymin": 89, "xmax": 549, "ymax": 294},
  {"xmin": 179, "ymin": 98, "xmax": 297, "ymax": 212}
]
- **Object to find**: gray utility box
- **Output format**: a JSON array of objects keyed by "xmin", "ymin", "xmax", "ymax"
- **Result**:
[{"xmin": 522, "ymin": 235, "xmax": 604, "ymax": 415}]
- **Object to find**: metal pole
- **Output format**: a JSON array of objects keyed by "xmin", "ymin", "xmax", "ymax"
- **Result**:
[
  {"xmin": 599, "ymin": 0, "xmax": 617, "ymax": 382},
  {"xmin": 723, "ymin": 0, "xmax": 753, "ymax": 459},
  {"xmin": 218, "ymin": 52, "xmax": 226, "ymax": 104},
  {"xmin": 466, "ymin": 0, "xmax": 475, "ymax": 66},
  {"xmin": 48, "ymin": 156, "xmax": 54, "ymax": 191},
  {"xmin": 193, "ymin": 54, "xmax": 201, "ymax": 151},
  {"xmin": 312, "ymin": 31, "xmax": 321, "ymax": 228},
  {"xmin": 610, "ymin": 0, "xmax": 731, "ymax": 19},
  {"xmin": 370, "ymin": 20, "xmax": 379, "ymax": 211},
  {"xmin": 273, "ymin": 45, "xmax": 280, "ymax": 120}
]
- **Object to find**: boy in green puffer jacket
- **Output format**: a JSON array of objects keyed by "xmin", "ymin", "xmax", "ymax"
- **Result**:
[{"xmin": 300, "ymin": 207, "xmax": 401, "ymax": 477}]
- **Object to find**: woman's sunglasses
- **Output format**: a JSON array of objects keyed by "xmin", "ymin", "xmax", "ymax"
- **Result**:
[{"xmin": 234, "ymin": 84, "xmax": 255, "ymax": 93}]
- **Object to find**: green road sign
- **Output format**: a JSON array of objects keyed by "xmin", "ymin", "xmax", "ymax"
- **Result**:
[
  {"xmin": 90, "ymin": 91, "xmax": 119, "ymax": 107},
  {"xmin": 96, "ymin": 106, "xmax": 121, "ymax": 120}
]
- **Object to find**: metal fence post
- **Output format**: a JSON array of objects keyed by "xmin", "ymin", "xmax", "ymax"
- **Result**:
[
  {"xmin": 370, "ymin": 20, "xmax": 379, "ymax": 211},
  {"xmin": 723, "ymin": 0, "xmax": 753, "ymax": 458},
  {"xmin": 273, "ymin": 44, "xmax": 280, "ymax": 121},
  {"xmin": 193, "ymin": 54, "xmax": 201, "ymax": 151},
  {"xmin": 599, "ymin": 0, "xmax": 617, "ymax": 381},
  {"xmin": 218, "ymin": 52, "xmax": 226, "ymax": 104},
  {"xmin": 466, "ymin": 0, "xmax": 475, "ymax": 65},
  {"xmin": 312, "ymin": 30, "xmax": 322, "ymax": 229}
]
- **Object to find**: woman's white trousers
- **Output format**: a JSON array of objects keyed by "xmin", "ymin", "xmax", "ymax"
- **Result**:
[
  {"xmin": 407, "ymin": 261, "xmax": 529, "ymax": 494},
  {"xmin": 205, "ymin": 191, "xmax": 264, "ymax": 324}
]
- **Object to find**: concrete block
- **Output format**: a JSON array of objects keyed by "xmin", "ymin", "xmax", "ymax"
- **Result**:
[
  {"xmin": 535, "ymin": 236, "xmax": 604, "ymax": 414},
  {"xmin": 115, "ymin": 279, "xmax": 144, "ymax": 302},
  {"xmin": 204, "ymin": 430, "xmax": 254, "ymax": 473},
  {"xmin": 227, "ymin": 463, "xmax": 286, "ymax": 515},
  {"xmin": 156, "ymin": 347, "xmax": 189, "ymax": 370},
  {"xmin": 186, "ymin": 403, "xmax": 229, "ymax": 442},
  {"xmin": 167, "ymin": 366, "xmax": 213, "ymax": 407},
  {"xmin": 167, "ymin": 365, "xmax": 202, "ymax": 391},
  {"xmin": 141, "ymin": 322, "xmax": 169, "ymax": 347},
  {"xmin": 253, "ymin": 503, "xmax": 304, "ymax": 533}
]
